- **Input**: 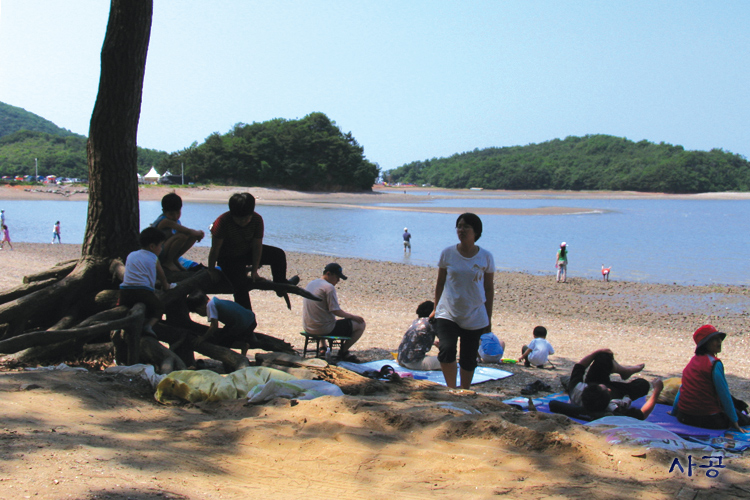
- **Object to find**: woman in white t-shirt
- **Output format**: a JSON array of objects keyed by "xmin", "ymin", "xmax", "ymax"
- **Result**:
[{"xmin": 432, "ymin": 213, "xmax": 495, "ymax": 389}]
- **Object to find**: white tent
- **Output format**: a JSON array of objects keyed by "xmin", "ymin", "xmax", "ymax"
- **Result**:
[{"xmin": 144, "ymin": 166, "xmax": 160, "ymax": 183}]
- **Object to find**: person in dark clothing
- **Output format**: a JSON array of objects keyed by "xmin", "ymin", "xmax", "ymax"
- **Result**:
[
  {"xmin": 208, "ymin": 193, "xmax": 299, "ymax": 310},
  {"xmin": 551, "ymin": 349, "xmax": 662, "ymax": 421}
]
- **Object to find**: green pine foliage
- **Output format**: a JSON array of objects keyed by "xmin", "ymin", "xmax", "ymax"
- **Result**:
[
  {"xmin": 160, "ymin": 112, "xmax": 380, "ymax": 191},
  {"xmin": 388, "ymin": 135, "xmax": 750, "ymax": 194}
]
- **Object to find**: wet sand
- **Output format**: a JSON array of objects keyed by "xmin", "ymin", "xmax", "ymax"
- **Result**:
[{"xmin": 5, "ymin": 182, "xmax": 750, "ymax": 216}]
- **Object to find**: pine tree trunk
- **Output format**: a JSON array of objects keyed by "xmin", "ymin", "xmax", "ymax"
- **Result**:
[{"xmin": 82, "ymin": 0, "xmax": 153, "ymax": 260}]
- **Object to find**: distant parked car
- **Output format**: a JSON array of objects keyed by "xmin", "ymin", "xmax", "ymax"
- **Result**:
[{"xmin": 158, "ymin": 175, "xmax": 190, "ymax": 184}]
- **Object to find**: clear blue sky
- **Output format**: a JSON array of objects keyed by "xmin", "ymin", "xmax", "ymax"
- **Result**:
[{"xmin": 1, "ymin": 1, "xmax": 748, "ymax": 171}]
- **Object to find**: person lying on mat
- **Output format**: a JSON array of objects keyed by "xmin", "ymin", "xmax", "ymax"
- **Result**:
[
  {"xmin": 551, "ymin": 349, "xmax": 663, "ymax": 420},
  {"xmin": 672, "ymin": 325, "xmax": 749, "ymax": 433}
]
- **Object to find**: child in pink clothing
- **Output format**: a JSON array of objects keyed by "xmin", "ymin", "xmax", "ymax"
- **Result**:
[{"xmin": 1, "ymin": 225, "xmax": 12, "ymax": 250}]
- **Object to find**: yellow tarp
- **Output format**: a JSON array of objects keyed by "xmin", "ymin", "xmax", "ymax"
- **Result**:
[{"xmin": 154, "ymin": 366, "xmax": 297, "ymax": 403}]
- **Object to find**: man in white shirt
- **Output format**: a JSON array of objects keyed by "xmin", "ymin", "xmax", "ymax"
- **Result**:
[{"xmin": 302, "ymin": 263, "xmax": 366, "ymax": 362}]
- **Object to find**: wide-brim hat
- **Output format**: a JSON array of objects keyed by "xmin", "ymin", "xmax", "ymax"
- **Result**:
[{"xmin": 693, "ymin": 324, "xmax": 726, "ymax": 347}]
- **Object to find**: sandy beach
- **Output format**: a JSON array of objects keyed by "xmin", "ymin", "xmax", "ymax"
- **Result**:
[
  {"xmin": 6, "ymin": 181, "xmax": 750, "ymax": 215},
  {"xmin": 1, "ymin": 238, "xmax": 750, "ymax": 498}
]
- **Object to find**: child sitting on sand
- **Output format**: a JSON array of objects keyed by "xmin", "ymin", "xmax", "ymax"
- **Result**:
[
  {"xmin": 478, "ymin": 332, "xmax": 505, "ymax": 363},
  {"xmin": 397, "ymin": 300, "xmax": 441, "ymax": 371},
  {"xmin": 151, "ymin": 193, "xmax": 205, "ymax": 272},
  {"xmin": 519, "ymin": 326, "xmax": 555, "ymax": 367},
  {"xmin": 119, "ymin": 227, "xmax": 174, "ymax": 337}
]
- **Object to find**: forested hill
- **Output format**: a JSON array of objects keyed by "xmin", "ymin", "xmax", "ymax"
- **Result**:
[
  {"xmin": 388, "ymin": 135, "xmax": 750, "ymax": 194},
  {"xmin": 0, "ymin": 101, "xmax": 82, "ymax": 139},
  {"xmin": 0, "ymin": 100, "xmax": 167, "ymax": 178},
  {"xmin": 159, "ymin": 112, "xmax": 379, "ymax": 191},
  {"xmin": 0, "ymin": 130, "xmax": 167, "ymax": 179},
  {"xmin": 1, "ymin": 103, "xmax": 379, "ymax": 191}
]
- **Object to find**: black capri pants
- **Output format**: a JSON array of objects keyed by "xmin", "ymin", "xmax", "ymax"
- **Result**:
[{"xmin": 435, "ymin": 318, "xmax": 484, "ymax": 372}]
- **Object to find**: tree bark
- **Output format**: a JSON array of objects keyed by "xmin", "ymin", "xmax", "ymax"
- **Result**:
[
  {"xmin": 23, "ymin": 260, "xmax": 77, "ymax": 284},
  {"xmin": 83, "ymin": 0, "xmax": 153, "ymax": 260},
  {"xmin": 0, "ymin": 1, "xmax": 301, "ymax": 372}
]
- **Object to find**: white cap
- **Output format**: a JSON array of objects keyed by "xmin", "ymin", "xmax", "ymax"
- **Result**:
[
  {"xmin": 404, "ymin": 227, "xmax": 408, "ymax": 231},
  {"xmin": 561, "ymin": 242, "xmax": 567, "ymax": 247}
]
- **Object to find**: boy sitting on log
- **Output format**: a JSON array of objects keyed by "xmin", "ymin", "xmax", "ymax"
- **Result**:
[
  {"xmin": 151, "ymin": 192, "xmax": 205, "ymax": 272},
  {"xmin": 119, "ymin": 227, "xmax": 174, "ymax": 338}
]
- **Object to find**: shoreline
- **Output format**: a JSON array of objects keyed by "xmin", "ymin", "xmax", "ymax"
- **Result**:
[{"xmin": 3, "ymin": 183, "xmax": 750, "ymax": 216}]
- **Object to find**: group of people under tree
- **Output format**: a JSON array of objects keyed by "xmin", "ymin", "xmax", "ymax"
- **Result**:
[{"xmin": 119, "ymin": 195, "xmax": 749, "ymax": 433}]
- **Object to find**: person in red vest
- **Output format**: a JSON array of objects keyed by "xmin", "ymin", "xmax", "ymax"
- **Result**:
[{"xmin": 672, "ymin": 325, "xmax": 749, "ymax": 433}]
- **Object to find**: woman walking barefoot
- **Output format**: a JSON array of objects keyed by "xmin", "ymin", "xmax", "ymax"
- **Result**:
[
  {"xmin": 556, "ymin": 242, "xmax": 568, "ymax": 282},
  {"xmin": 432, "ymin": 213, "xmax": 495, "ymax": 389}
]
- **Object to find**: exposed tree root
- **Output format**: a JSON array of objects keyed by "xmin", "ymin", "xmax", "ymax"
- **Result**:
[{"xmin": 0, "ymin": 258, "xmax": 306, "ymax": 375}]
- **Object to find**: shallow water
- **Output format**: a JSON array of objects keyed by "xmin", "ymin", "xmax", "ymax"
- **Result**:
[{"xmin": 1, "ymin": 197, "xmax": 747, "ymax": 286}]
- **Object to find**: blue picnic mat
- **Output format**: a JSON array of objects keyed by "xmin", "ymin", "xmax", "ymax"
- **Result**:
[
  {"xmin": 338, "ymin": 359, "xmax": 512, "ymax": 386},
  {"xmin": 504, "ymin": 392, "xmax": 750, "ymax": 452}
]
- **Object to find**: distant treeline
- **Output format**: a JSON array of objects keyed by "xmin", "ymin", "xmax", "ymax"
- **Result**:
[
  {"xmin": 0, "ymin": 102, "xmax": 379, "ymax": 191},
  {"xmin": 159, "ymin": 112, "xmax": 379, "ymax": 191},
  {"xmin": 387, "ymin": 135, "xmax": 750, "ymax": 193},
  {"xmin": 0, "ymin": 130, "xmax": 168, "ymax": 179}
]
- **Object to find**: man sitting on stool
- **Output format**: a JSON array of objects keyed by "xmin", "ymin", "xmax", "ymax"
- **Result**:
[{"xmin": 302, "ymin": 263, "xmax": 366, "ymax": 362}]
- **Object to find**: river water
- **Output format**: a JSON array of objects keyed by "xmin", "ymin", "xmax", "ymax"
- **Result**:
[{"xmin": 1, "ymin": 196, "xmax": 746, "ymax": 286}]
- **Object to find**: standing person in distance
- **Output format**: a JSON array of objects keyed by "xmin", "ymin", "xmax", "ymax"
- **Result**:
[
  {"xmin": 432, "ymin": 213, "xmax": 495, "ymax": 389},
  {"xmin": 0, "ymin": 225, "xmax": 12, "ymax": 250},
  {"xmin": 403, "ymin": 227, "xmax": 412, "ymax": 253},
  {"xmin": 556, "ymin": 242, "xmax": 568, "ymax": 283},
  {"xmin": 52, "ymin": 221, "xmax": 62, "ymax": 244}
]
